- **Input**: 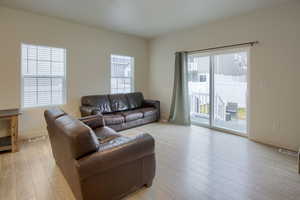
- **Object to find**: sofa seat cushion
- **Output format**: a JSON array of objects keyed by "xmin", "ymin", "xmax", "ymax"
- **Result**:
[
  {"xmin": 136, "ymin": 107, "xmax": 158, "ymax": 117},
  {"xmin": 103, "ymin": 114, "xmax": 125, "ymax": 125},
  {"xmin": 94, "ymin": 127, "xmax": 121, "ymax": 143},
  {"xmin": 121, "ymin": 110, "xmax": 143, "ymax": 122}
]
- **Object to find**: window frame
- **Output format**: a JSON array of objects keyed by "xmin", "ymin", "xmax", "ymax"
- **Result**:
[
  {"xmin": 187, "ymin": 47, "xmax": 250, "ymax": 136},
  {"xmin": 110, "ymin": 54, "xmax": 135, "ymax": 94},
  {"xmin": 20, "ymin": 43, "xmax": 67, "ymax": 109}
]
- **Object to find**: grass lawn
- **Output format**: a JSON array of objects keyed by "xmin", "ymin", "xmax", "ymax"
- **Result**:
[{"xmin": 238, "ymin": 108, "xmax": 246, "ymax": 120}]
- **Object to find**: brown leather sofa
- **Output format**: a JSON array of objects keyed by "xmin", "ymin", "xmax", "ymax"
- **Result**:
[
  {"xmin": 44, "ymin": 107, "xmax": 156, "ymax": 200},
  {"xmin": 80, "ymin": 92, "xmax": 160, "ymax": 131}
]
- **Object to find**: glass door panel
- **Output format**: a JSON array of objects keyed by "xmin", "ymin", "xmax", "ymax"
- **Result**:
[
  {"xmin": 188, "ymin": 55, "xmax": 210, "ymax": 125},
  {"xmin": 212, "ymin": 51, "xmax": 248, "ymax": 133}
]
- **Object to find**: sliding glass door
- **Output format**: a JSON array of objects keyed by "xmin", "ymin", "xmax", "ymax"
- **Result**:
[
  {"xmin": 188, "ymin": 55, "xmax": 210, "ymax": 126},
  {"xmin": 188, "ymin": 49, "xmax": 248, "ymax": 135},
  {"xmin": 213, "ymin": 52, "xmax": 248, "ymax": 133}
]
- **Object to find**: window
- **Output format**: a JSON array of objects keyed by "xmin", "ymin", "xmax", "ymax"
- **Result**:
[
  {"xmin": 21, "ymin": 44, "xmax": 66, "ymax": 108},
  {"xmin": 110, "ymin": 54, "xmax": 134, "ymax": 94}
]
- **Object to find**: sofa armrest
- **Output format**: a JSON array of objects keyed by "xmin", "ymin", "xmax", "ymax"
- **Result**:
[
  {"xmin": 143, "ymin": 99, "xmax": 160, "ymax": 120},
  {"xmin": 80, "ymin": 106, "xmax": 101, "ymax": 117},
  {"xmin": 79, "ymin": 114, "xmax": 104, "ymax": 129},
  {"xmin": 76, "ymin": 133, "xmax": 155, "ymax": 180}
]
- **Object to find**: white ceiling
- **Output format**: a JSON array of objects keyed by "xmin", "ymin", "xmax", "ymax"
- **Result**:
[{"xmin": 0, "ymin": 0, "xmax": 293, "ymax": 38}]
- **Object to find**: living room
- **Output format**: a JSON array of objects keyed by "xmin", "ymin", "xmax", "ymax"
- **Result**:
[{"xmin": 0, "ymin": 0, "xmax": 299, "ymax": 199}]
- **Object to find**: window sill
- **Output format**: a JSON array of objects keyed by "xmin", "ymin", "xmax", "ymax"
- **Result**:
[{"xmin": 21, "ymin": 103, "xmax": 66, "ymax": 111}]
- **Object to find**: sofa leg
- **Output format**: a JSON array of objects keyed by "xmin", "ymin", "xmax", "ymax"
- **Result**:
[{"xmin": 145, "ymin": 180, "xmax": 153, "ymax": 188}]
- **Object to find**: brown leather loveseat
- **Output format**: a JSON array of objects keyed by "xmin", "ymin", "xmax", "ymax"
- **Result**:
[
  {"xmin": 80, "ymin": 92, "xmax": 160, "ymax": 131},
  {"xmin": 44, "ymin": 107, "xmax": 156, "ymax": 200}
]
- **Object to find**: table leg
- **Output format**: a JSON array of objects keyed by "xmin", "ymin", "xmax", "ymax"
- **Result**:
[
  {"xmin": 15, "ymin": 116, "xmax": 19, "ymax": 152},
  {"xmin": 10, "ymin": 116, "xmax": 18, "ymax": 152},
  {"xmin": 298, "ymin": 149, "xmax": 300, "ymax": 174}
]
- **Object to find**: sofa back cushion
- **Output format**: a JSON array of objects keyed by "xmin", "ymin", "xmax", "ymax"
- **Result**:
[
  {"xmin": 45, "ymin": 108, "xmax": 100, "ymax": 160},
  {"xmin": 126, "ymin": 92, "xmax": 144, "ymax": 109},
  {"xmin": 108, "ymin": 94, "xmax": 130, "ymax": 112},
  {"xmin": 81, "ymin": 95, "xmax": 112, "ymax": 114},
  {"xmin": 44, "ymin": 107, "xmax": 66, "ymax": 127}
]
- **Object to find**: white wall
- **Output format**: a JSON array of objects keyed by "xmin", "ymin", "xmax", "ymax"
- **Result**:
[
  {"xmin": 149, "ymin": 2, "xmax": 300, "ymax": 151},
  {"xmin": 1, "ymin": 2, "xmax": 299, "ymax": 151},
  {"xmin": 0, "ymin": 6, "xmax": 149, "ymax": 139}
]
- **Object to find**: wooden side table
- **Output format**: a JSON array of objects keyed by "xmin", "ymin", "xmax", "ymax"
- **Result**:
[{"xmin": 0, "ymin": 109, "xmax": 21, "ymax": 152}]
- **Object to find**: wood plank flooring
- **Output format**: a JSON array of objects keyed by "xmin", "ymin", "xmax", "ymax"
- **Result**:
[{"xmin": 0, "ymin": 123, "xmax": 299, "ymax": 200}]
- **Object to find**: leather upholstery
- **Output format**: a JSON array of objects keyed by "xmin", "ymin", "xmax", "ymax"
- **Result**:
[
  {"xmin": 143, "ymin": 99, "xmax": 160, "ymax": 120},
  {"xmin": 80, "ymin": 106, "xmax": 99, "ymax": 117},
  {"xmin": 93, "ymin": 126, "xmax": 121, "ymax": 143},
  {"xmin": 81, "ymin": 95, "xmax": 112, "ymax": 114},
  {"xmin": 136, "ymin": 107, "xmax": 158, "ymax": 117},
  {"xmin": 77, "ymin": 133, "xmax": 155, "ymax": 180},
  {"xmin": 121, "ymin": 110, "xmax": 143, "ymax": 122},
  {"xmin": 108, "ymin": 115, "xmax": 157, "ymax": 132},
  {"xmin": 44, "ymin": 107, "xmax": 156, "ymax": 200},
  {"xmin": 103, "ymin": 114, "xmax": 125, "ymax": 125},
  {"xmin": 126, "ymin": 92, "xmax": 144, "ymax": 109},
  {"xmin": 108, "ymin": 93, "xmax": 130, "ymax": 112},
  {"xmin": 45, "ymin": 108, "xmax": 84, "ymax": 200},
  {"xmin": 79, "ymin": 114, "xmax": 104, "ymax": 129},
  {"xmin": 80, "ymin": 92, "xmax": 160, "ymax": 131},
  {"xmin": 45, "ymin": 107, "xmax": 66, "ymax": 120},
  {"xmin": 50, "ymin": 114, "xmax": 100, "ymax": 160}
]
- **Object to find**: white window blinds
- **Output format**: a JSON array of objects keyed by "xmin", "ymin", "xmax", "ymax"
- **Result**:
[
  {"xmin": 110, "ymin": 55, "xmax": 134, "ymax": 94},
  {"xmin": 21, "ymin": 44, "xmax": 66, "ymax": 108}
]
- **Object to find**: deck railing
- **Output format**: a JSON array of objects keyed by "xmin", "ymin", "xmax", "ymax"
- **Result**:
[
  {"xmin": 214, "ymin": 95, "xmax": 226, "ymax": 121},
  {"xmin": 190, "ymin": 93, "xmax": 225, "ymax": 120}
]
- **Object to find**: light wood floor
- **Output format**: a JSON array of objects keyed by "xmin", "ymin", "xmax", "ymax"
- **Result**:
[{"xmin": 1, "ymin": 123, "xmax": 299, "ymax": 200}]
